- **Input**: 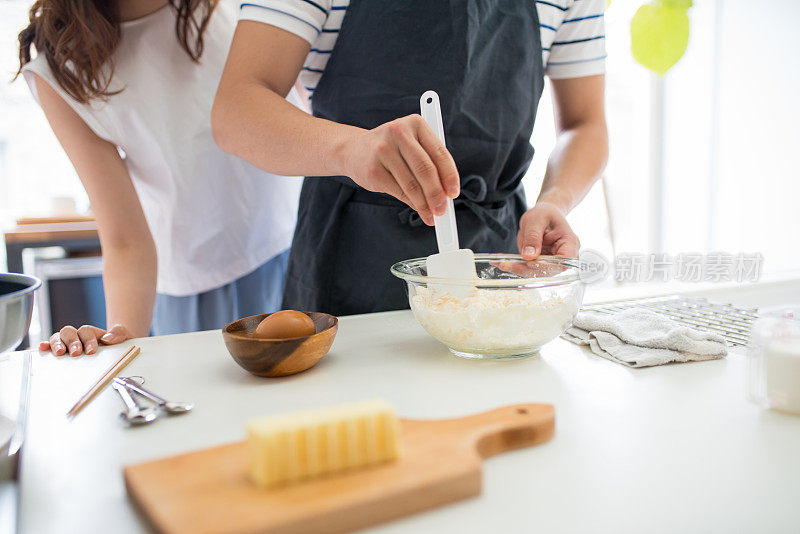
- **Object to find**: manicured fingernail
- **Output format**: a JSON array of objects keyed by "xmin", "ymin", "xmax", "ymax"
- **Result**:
[
  {"xmin": 101, "ymin": 333, "xmax": 114, "ymax": 342},
  {"xmin": 53, "ymin": 343, "xmax": 64, "ymax": 355},
  {"xmin": 39, "ymin": 342, "xmax": 48, "ymax": 351},
  {"xmin": 69, "ymin": 342, "xmax": 81, "ymax": 356},
  {"xmin": 523, "ymin": 246, "xmax": 536, "ymax": 256},
  {"xmin": 85, "ymin": 342, "xmax": 96, "ymax": 354}
]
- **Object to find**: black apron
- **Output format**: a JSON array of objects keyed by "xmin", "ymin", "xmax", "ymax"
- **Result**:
[{"xmin": 282, "ymin": 0, "xmax": 545, "ymax": 316}]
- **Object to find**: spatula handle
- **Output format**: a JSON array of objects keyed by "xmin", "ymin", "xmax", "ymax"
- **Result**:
[
  {"xmin": 420, "ymin": 90, "xmax": 459, "ymax": 253},
  {"xmin": 445, "ymin": 403, "xmax": 555, "ymax": 459}
]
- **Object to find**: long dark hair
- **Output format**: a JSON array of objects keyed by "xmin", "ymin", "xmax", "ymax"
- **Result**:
[{"xmin": 16, "ymin": 0, "xmax": 219, "ymax": 104}]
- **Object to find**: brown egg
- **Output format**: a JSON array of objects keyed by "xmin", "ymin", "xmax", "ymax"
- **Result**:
[{"xmin": 253, "ymin": 310, "xmax": 316, "ymax": 339}]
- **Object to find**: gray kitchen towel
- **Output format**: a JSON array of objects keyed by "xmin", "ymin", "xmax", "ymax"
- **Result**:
[{"xmin": 562, "ymin": 308, "xmax": 728, "ymax": 368}]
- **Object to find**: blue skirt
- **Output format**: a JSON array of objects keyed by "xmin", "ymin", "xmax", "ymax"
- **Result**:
[{"xmin": 151, "ymin": 250, "xmax": 289, "ymax": 336}]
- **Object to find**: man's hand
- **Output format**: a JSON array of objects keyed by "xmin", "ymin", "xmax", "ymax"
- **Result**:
[
  {"xmin": 341, "ymin": 115, "xmax": 460, "ymax": 226},
  {"xmin": 517, "ymin": 201, "xmax": 580, "ymax": 259},
  {"xmin": 516, "ymin": 74, "xmax": 606, "ymax": 261}
]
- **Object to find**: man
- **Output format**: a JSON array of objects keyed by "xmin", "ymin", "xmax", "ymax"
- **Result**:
[{"xmin": 212, "ymin": 0, "xmax": 608, "ymax": 315}]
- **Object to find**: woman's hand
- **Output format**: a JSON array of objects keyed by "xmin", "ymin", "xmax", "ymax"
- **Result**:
[
  {"xmin": 39, "ymin": 324, "xmax": 134, "ymax": 357},
  {"xmin": 342, "ymin": 115, "xmax": 460, "ymax": 226},
  {"xmin": 517, "ymin": 201, "xmax": 580, "ymax": 260}
]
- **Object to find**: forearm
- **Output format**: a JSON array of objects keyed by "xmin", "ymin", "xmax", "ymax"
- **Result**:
[
  {"xmin": 101, "ymin": 241, "xmax": 157, "ymax": 337},
  {"xmin": 537, "ymin": 120, "xmax": 608, "ymax": 214},
  {"xmin": 32, "ymin": 72, "xmax": 159, "ymax": 342},
  {"xmin": 212, "ymin": 23, "xmax": 459, "ymax": 222},
  {"xmin": 212, "ymin": 80, "xmax": 361, "ymax": 177}
]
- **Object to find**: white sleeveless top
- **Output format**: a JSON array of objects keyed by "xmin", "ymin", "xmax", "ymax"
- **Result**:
[{"xmin": 22, "ymin": 1, "xmax": 303, "ymax": 296}]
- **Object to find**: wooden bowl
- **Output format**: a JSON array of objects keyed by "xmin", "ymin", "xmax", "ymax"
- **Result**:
[{"xmin": 222, "ymin": 312, "xmax": 338, "ymax": 377}]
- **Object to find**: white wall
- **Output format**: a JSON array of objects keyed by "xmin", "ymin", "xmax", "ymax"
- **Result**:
[
  {"xmin": 711, "ymin": 0, "xmax": 800, "ymax": 273},
  {"xmin": 662, "ymin": 0, "xmax": 800, "ymax": 274}
]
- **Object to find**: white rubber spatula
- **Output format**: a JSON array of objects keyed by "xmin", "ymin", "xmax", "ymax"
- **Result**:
[{"xmin": 420, "ymin": 90, "xmax": 477, "ymax": 295}]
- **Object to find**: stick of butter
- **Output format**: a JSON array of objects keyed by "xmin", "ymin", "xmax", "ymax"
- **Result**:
[{"xmin": 247, "ymin": 399, "xmax": 401, "ymax": 488}]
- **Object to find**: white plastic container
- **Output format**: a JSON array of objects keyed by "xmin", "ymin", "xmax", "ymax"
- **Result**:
[{"xmin": 748, "ymin": 307, "xmax": 800, "ymax": 415}]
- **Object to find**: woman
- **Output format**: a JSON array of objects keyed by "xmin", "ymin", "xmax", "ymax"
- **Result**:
[
  {"xmin": 211, "ymin": 0, "xmax": 609, "ymax": 316},
  {"xmin": 17, "ymin": 0, "xmax": 302, "ymax": 356}
]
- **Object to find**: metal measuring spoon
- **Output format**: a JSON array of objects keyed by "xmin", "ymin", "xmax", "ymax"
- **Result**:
[
  {"xmin": 112, "ymin": 380, "xmax": 158, "ymax": 425},
  {"xmin": 119, "ymin": 377, "xmax": 194, "ymax": 414}
]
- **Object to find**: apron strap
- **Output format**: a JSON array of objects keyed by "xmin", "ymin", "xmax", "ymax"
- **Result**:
[{"xmin": 397, "ymin": 174, "xmax": 515, "ymax": 239}]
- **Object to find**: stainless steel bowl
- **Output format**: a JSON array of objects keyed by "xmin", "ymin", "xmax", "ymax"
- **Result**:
[{"xmin": 0, "ymin": 273, "xmax": 41, "ymax": 354}]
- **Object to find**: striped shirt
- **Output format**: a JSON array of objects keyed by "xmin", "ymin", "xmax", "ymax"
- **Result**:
[{"xmin": 240, "ymin": 0, "xmax": 606, "ymax": 94}]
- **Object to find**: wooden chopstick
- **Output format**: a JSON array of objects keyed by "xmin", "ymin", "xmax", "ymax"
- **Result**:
[{"xmin": 66, "ymin": 345, "xmax": 141, "ymax": 419}]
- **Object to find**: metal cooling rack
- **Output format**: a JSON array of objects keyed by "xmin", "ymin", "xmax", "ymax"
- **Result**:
[{"xmin": 580, "ymin": 295, "xmax": 759, "ymax": 347}]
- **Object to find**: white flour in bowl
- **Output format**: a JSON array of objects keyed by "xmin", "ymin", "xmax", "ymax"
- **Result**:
[{"xmin": 410, "ymin": 286, "xmax": 579, "ymax": 353}]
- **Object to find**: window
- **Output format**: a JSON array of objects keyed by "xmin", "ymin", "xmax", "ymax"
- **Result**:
[
  {"xmin": 530, "ymin": 0, "xmax": 800, "ymax": 280},
  {"xmin": 0, "ymin": 0, "xmax": 89, "ymax": 268}
]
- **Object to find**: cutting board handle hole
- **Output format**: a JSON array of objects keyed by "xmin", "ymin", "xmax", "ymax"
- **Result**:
[
  {"xmin": 516, "ymin": 408, "xmax": 529, "ymax": 415},
  {"xmin": 426, "ymin": 97, "xmax": 433, "ymax": 104}
]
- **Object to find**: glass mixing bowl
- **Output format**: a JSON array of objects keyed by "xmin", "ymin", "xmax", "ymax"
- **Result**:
[{"xmin": 390, "ymin": 254, "xmax": 585, "ymax": 360}]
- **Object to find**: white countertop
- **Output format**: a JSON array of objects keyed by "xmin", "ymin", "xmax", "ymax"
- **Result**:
[{"xmin": 15, "ymin": 280, "xmax": 800, "ymax": 534}]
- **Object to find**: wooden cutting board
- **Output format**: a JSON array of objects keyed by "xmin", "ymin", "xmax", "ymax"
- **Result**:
[{"xmin": 124, "ymin": 403, "xmax": 554, "ymax": 534}]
